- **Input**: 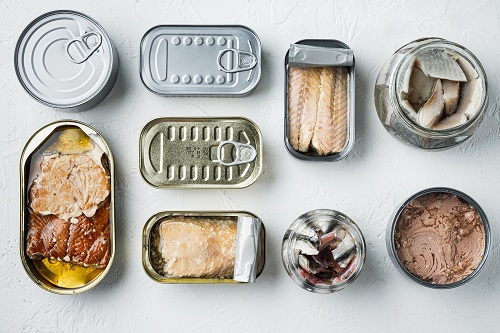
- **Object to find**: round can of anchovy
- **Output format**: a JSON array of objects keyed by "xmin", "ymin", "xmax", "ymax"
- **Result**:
[
  {"xmin": 15, "ymin": 10, "xmax": 119, "ymax": 111},
  {"xmin": 387, "ymin": 187, "xmax": 491, "ymax": 289}
]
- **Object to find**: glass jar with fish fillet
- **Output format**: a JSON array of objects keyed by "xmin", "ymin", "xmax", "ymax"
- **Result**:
[
  {"xmin": 281, "ymin": 209, "xmax": 366, "ymax": 293},
  {"xmin": 374, "ymin": 38, "xmax": 487, "ymax": 149}
]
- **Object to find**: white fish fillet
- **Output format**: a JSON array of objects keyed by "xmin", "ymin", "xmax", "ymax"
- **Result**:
[
  {"xmin": 287, "ymin": 67, "xmax": 321, "ymax": 152},
  {"xmin": 433, "ymin": 112, "xmax": 467, "ymax": 130},
  {"xmin": 418, "ymin": 79, "xmax": 445, "ymax": 128},
  {"xmin": 456, "ymin": 78, "xmax": 483, "ymax": 118},
  {"xmin": 409, "ymin": 67, "xmax": 436, "ymax": 105},
  {"xmin": 447, "ymin": 50, "xmax": 479, "ymax": 81},
  {"xmin": 415, "ymin": 49, "xmax": 467, "ymax": 82},
  {"xmin": 442, "ymin": 79, "xmax": 460, "ymax": 116},
  {"xmin": 288, "ymin": 67, "xmax": 310, "ymax": 151},
  {"xmin": 298, "ymin": 69, "xmax": 321, "ymax": 152},
  {"xmin": 331, "ymin": 67, "xmax": 349, "ymax": 153},
  {"xmin": 399, "ymin": 56, "xmax": 416, "ymax": 94},
  {"xmin": 311, "ymin": 67, "xmax": 335, "ymax": 155}
]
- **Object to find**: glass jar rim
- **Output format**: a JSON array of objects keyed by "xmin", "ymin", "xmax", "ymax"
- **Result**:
[{"xmin": 391, "ymin": 39, "xmax": 488, "ymax": 137}]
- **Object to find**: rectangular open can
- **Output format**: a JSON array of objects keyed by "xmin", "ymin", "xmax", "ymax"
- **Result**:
[
  {"xmin": 284, "ymin": 39, "xmax": 355, "ymax": 161},
  {"xmin": 20, "ymin": 120, "xmax": 115, "ymax": 294},
  {"xmin": 142, "ymin": 211, "xmax": 266, "ymax": 284}
]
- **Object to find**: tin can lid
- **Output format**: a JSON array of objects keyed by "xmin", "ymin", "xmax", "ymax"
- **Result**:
[
  {"xmin": 140, "ymin": 25, "xmax": 261, "ymax": 96},
  {"xmin": 139, "ymin": 117, "xmax": 262, "ymax": 188},
  {"xmin": 15, "ymin": 10, "xmax": 115, "ymax": 109}
]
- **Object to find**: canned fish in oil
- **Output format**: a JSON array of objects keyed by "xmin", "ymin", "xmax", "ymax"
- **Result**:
[
  {"xmin": 142, "ymin": 211, "xmax": 265, "ymax": 284},
  {"xmin": 20, "ymin": 120, "xmax": 115, "ymax": 294},
  {"xmin": 140, "ymin": 25, "xmax": 261, "ymax": 96},
  {"xmin": 284, "ymin": 40, "xmax": 355, "ymax": 161},
  {"xmin": 15, "ymin": 10, "xmax": 119, "ymax": 111},
  {"xmin": 139, "ymin": 117, "xmax": 262, "ymax": 188}
]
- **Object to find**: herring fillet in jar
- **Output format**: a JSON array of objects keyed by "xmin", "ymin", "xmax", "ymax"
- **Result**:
[{"xmin": 374, "ymin": 38, "xmax": 487, "ymax": 149}]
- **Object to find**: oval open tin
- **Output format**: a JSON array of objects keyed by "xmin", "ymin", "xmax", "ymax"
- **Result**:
[
  {"xmin": 284, "ymin": 39, "xmax": 355, "ymax": 161},
  {"xmin": 20, "ymin": 120, "xmax": 115, "ymax": 294},
  {"xmin": 142, "ymin": 211, "xmax": 266, "ymax": 284},
  {"xmin": 15, "ymin": 10, "xmax": 119, "ymax": 111},
  {"xmin": 140, "ymin": 25, "xmax": 261, "ymax": 96},
  {"xmin": 139, "ymin": 117, "xmax": 262, "ymax": 188}
]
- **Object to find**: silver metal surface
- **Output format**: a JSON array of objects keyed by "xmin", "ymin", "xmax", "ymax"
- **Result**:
[
  {"xmin": 288, "ymin": 44, "xmax": 354, "ymax": 67},
  {"xmin": 15, "ymin": 10, "xmax": 119, "ymax": 111},
  {"xmin": 139, "ymin": 117, "xmax": 262, "ymax": 188},
  {"xmin": 140, "ymin": 25, "xmax": 261, "ymax": 96}
]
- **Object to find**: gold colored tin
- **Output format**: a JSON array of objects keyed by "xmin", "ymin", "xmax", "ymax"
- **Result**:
[
  {"xmin": 142, "ymin": 211, "xmax": 266, "ymax": 284},
  {"xmin": 20, "ymin": 120, "xmax": 115, "ymax": 294},
  {"xmin": 139, "ymin": 117, "xmax": 262, "ymax": 188}
]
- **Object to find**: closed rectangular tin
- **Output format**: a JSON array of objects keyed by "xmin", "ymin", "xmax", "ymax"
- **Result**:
[
  {"xmin": 139, "ymin": 117, "xmax": 262, "ymax": 188},
  {"xmin": 284, "ymin": 40, "xmax": 355, "ymax": 161},
  {"xmin": 20, "ymin": 120, "xmax": 115, "ymax": 294},
  {"xmin": 140, "ymin": 25, "xmax": 261, "ymax": 96},
  {"xmin": 142, "ymin": 211, "xmax": 266, "ymax": 284}
]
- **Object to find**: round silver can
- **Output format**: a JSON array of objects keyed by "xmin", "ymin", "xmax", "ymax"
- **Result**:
[{"xmin": 15, "ymin": 10, "xmax": 119, "ymax": 111}]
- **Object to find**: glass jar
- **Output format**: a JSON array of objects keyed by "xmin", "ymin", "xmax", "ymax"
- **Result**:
[
  {"xmin": 374, "ymin": 38, "xmax": 488, "ymax": 149},
  {"xmin": 281, "ymin": 209, "xmax": 366, "ymax": 293}
]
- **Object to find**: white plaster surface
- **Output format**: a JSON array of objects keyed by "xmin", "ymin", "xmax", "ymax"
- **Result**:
[{"xmin": 1, "ymin": 0, "xmax": 500, "ymax": 332}]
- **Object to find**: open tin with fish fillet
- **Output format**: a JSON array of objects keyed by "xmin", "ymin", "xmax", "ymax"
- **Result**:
[
  {"xmin": 284, "ymin": 40, "xmax": 355, "ymax": 161},
  {"xmin": 140, "ymin": 25, "xmax": 261, "ymax": 96},
  {"xmin": 140, "ymin": 117, "xmax": 262, "ymax": 188},
  {"xmin": 143, "ymin": 211, "xmax": 265, "ymax": 284},
  {"xmin": 20, "ymin": 120, "xmax": 114, "ymax": 294},
  {"xmin": 282, "ymin": 209, "xmax": 366, "ymax": 293},
  {"xmin": 387, "ymin": 187, "xmax": 490, "ymax": 289}
]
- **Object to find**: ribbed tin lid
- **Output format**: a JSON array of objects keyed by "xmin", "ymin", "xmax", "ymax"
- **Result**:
[{"xmin": 15, "ymin": 10, "xmax": 115, "ymax": 109}]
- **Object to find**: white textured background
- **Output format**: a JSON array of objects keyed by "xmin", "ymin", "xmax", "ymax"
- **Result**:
[{"xmin": 1, "ymin": 0, "xmax": 500, "ymax": 332}]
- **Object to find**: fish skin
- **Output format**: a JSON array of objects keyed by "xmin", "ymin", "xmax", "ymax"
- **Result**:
[
  {"xmin": 456, "ymin": 78, "xmax": 483, "ymax": 119},
  {"xmin": 433, "ymin": 111, "xmax": 467, "ymax": 130},
  {"xmin": 415, "ymin": 49, "xmax": 467, "ymax": 82},
  {"xmin": 298, "ymin": 68, "xmax": 321, "ymax": 152},
  {"xmin": 418, "ymin": 79, "xmax": 445, "ymax": 128},
  {"xmin": 26, "ymin": 203, "xmax": 111, "ymax": 268},
  {"xmin": 331, "ymin": 67, "xmax": 349, "ymax": 153},
  {"xmin": 442, "ymin": 79, "xmax": 460, "ymax": 116},
  {"xmin": 447, "ymin": 50, "xmax": 479, "ymax": 81},
  {"xmin": 311, "ymin": 67, "xmax": 335, "ymax": 155}
]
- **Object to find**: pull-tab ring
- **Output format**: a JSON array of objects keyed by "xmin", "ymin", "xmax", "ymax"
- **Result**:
[
  {"xmin": 217, "ymin": 48, "xmax": 258, "ymax": 73},
  {"xmin": 216, "ymin": 141, "xmax": 257, "ymax": 166},
  {"xmin": 66, "ymin": 31, "xmax": 102, "ymax": 64}
]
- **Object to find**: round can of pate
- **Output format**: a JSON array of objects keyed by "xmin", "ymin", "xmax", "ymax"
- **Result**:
[
  {"xmin": 15, "ymin": 10, "xmax": 119, "ymax": 111},
  {"xmin": 387, "ymin": 187, "xmax": 490, "ymax": 288},
  {"xmin": 282, "ymin": 209, "xmax": 366, "ymax": 293}
]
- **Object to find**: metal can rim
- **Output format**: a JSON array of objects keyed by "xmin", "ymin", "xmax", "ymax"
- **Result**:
[
  {"xmin": 387, "ymin": 187, "xmax": 491, "ymax": 289},
  {"xmin": 14, "ymin": 10, "xmax": 118, "ymax": 110},
  {"xmin": 20, "ymin": 120, "xmax": 115, "ymax": 294}
]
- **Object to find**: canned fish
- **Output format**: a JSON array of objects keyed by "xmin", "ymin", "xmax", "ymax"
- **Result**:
[
  {"xmin": 15, "ymin": 10, "xmax": 119, "ymax": 111},
  {"xmin": 284, "ymin": 40, "xmax": 355, "ymax": 161},
  {"xmin": 374, "ymin": 38, "xmax": 487, "ymax": 149},
  {"xmin": 142, "ymin": 211, "xmax": 265, "ymax": 284},
  {"xmin": 140, "ymin": 25, "xmax": 261, "ymax": 96},
  {"xmin": 282, "ymin": 209, "xmax": 366, "ymax": 293},
  {"xmin": 139, "ymin": 117, "xmax": 262, "ymax": 188},
  {"xmin": 20, "ymin": 120, "xmax": 115, "ymax": 294},
  {"xmin": 387, "ymin": 187, "xmax": 490, "ymax": 288}
]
